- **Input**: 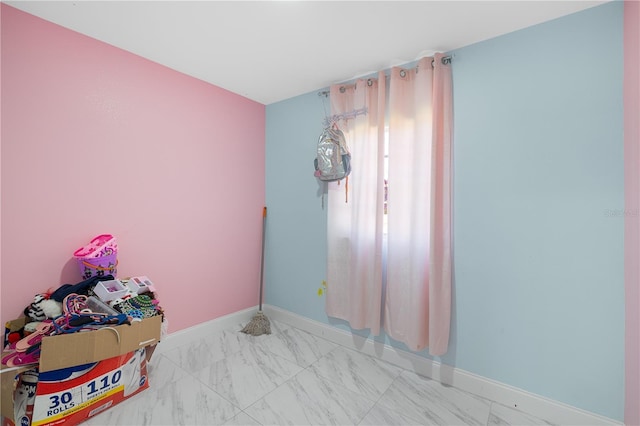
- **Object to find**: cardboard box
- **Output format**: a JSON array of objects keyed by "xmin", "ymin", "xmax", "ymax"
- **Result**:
[
  {"xmin": 2, "ymin": 349, "xmax": 150, "ymax": 426},
  {"xmin": 2, "ymin": 315, "xmax": 161, "ymax": 373},
  {"xmin": 1, "ymin": 314, "xmax": 161, "ymax": 424}
]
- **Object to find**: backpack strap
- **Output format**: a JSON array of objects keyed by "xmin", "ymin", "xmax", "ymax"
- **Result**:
[
  {"xmin": 345, "ymin": 176, "xmax": 349, "ymax": 203},
  {"xmin": 336, "ymin": 177, "xmax": 349, "ymax": 203}
]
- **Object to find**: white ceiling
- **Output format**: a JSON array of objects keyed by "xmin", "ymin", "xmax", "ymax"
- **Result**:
[{"xmin": 5, "ymin": 0, "xmax": 608, "ymax": 105}]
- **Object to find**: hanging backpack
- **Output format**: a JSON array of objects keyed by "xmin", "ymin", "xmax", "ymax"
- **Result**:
[{"xmin": 313, "ymin": 125, "xmax": 351, "ymax": 182}]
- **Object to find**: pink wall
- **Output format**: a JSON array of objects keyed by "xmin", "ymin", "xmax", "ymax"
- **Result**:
[
  {"xmin": 625, "ymin": 1, "xmax": 640, "ymax": 425},
  {"xmin": 0, "ymin": 5, "xmax": 266, "ymax": 333}
]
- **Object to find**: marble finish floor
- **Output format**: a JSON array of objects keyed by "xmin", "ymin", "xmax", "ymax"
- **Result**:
[{"xmin": 84, "ymin": 320, "xmax": 555, "ymax": 426}]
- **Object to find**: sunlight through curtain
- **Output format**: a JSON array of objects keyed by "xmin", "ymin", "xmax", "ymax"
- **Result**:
[
  {"xmin": 325, "ymin": 54, "xmax": 452, "ymax": 355},
  {"xmin": 325, "ymin": 72, "xmax": 386, "ymax": 335},
  {"xmin": 384, "ymin": 55, "xmax": 452, "ymax": 355}
]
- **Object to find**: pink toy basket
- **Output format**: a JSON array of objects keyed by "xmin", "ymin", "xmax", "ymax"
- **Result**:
[
  {"xmin": 76, "ymin": 253, "xmax": 118, "ymax": 280},
  {"xmin": 74, "ymin": 234, "xmax": 118, "ymax": 279},
  {"xmin": 73, "ymin": 234, "xmax": 118, "ymax": 259}
]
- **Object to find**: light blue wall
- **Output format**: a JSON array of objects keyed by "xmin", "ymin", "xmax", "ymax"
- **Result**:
[
  {"xmin": 265, "ymin": 94, "xmax": 329, "ymax": 321},
  {"xmin": 265, "ymin": 2, "xmax": 624, "ymax": 420},
  {"xmin": 448, "ymin": 1, "xmax": 623, "ymax": 420}
]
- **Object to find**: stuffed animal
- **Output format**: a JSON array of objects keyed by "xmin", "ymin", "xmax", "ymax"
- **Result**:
[{"xmin": 24, "ymin": 293, "xmax": 62, "ymax": 321}]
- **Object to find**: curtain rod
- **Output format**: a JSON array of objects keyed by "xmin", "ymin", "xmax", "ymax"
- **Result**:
[
  {"xmin": 317, "ymin": 55, "xmax": 452, "ymax": 98},
  {"xmin": 323, "ymin": 107, "xmax": 368, "ymax": 127}
]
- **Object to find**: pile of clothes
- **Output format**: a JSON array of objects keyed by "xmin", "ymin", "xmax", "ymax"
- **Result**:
[{"xmin": 2, "ymin": 275, "xmax": 163, "ymax": 367}]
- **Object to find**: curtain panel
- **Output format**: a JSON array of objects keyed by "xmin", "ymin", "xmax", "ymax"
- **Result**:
[
  {"xmin": 325, "ymin": 73, "xmax": 386, "ymax": 335},
  {"xmin": 325, "ymin": 54, "xmax": 452, "ymax": 356}
]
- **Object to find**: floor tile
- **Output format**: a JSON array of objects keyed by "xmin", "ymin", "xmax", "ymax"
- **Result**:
[
  {"xmin": 223, "ymin": 411, "xmax": 263, "ymax": 425},
  {"xmin": 202, "ymin": 327, "xmax": 253, "ymax": 360},
  {"xmin": 244, "ymin": 369, "xmax": 376, "ymax": 426},
  {"xmin": 147, "ymin": 353, "xmax": 190, "ymax": 389},
  {"xmin": 359, "ymin": 404, "xmax": 426, "ymax": 425},
  {"xmin": 80, "ymin": 322, "xmax": 570, "ymax": 425},
  {"xmin": 198, "ymin": 343, "xmax": 304, "ymax": 409},
  {"xmin": 377, "ymin": 371, "xmax": 491, "ymax": 425},
  {"xmin": 488, "ymin": 402, "xmax": 556, "ymax": 425},
  {"xmin": 161, "ymin": 319, "xmax": 283, "ymax": 374},
  {"xmin": 254, "ymin": 326, "xmax": 338, "ymax": 367},
  {"xmin": 84, "ymin": 373, "xmax": 241, "ymax": 425},
  {"xmin": 161, "ymin": 334, "xmax": 225, "ymax": 374},
  {"xmin": 308, "ymin": 346, "xmax": 403, "ymax": 401}
]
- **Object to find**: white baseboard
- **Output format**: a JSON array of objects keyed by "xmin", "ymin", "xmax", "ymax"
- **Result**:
[{"xmin": 263, "ymin": 304, "xmax": 622, "ymax": 426}]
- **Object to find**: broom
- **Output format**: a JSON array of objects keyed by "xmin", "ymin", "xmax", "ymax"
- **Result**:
[{"xmin": 241, "ymin": 206, "xmax": 271, "ymax": 336}]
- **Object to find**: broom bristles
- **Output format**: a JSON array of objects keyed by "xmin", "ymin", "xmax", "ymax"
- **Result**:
[{"xmin": 241, "ymin": 311, "xmax": 271, "ymax": 336}]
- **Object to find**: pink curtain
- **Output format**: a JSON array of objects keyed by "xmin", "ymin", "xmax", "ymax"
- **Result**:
[
  {"xmin": 325, "ymin": 73, "xmax": 386, "ymax": 335},
  {"xmin": 384, "ymin": 54, "xmax": 452, "ymax": 355},
  {"xmin": 325, "ymin": 55, "xmax": 452, "ymax": 355}
]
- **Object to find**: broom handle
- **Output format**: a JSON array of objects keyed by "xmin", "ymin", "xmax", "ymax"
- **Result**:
[{"xmin": 258, "ymin": 206, "xmax": 267, "ymax": 311}]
